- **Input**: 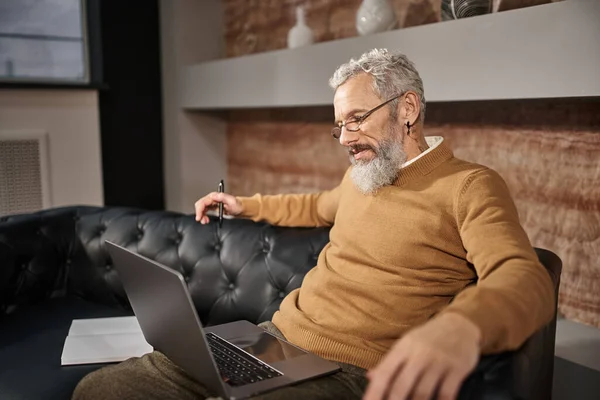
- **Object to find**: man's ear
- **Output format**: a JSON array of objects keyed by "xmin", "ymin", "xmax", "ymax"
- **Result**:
[{"xmin": 401, "ymin": 91, "xmax": 421, "ymax": 124}]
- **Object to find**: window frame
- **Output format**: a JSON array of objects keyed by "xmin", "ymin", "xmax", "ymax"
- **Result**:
[{"xmin": 0, "ymin": 0, "xmax": 104, "ymax": 89}]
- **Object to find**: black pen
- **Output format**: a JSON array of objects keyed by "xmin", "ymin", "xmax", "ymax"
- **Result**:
[{"xmin": 218, "ymin": 180, "xmax": 224, "ymax": 228}]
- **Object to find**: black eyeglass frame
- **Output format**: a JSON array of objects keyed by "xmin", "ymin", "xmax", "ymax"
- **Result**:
[{"xmin": 331, "ymin": 94, "xmax": 403, "ymax": 139}]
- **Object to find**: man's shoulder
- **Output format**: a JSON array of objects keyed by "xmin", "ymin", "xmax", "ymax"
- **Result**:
[
  {"xmin": 436, "ymin": 156, "xmax": 491, "ymax": 181},
  {"xmin": 446, "ymin": 155, "xmax": 487, "ymax": 172},
  {"xmin": 434, "ymin": 157, "xmax": 510, "ymax": 199},
  {"xmin": 441, "ymin": 158, "xmax": 516, "ymax": 210}
]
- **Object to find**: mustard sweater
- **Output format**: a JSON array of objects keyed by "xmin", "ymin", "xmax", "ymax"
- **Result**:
[{"xmin": 237, "ymin": 139, "xmax": 555, "ymax": 370}]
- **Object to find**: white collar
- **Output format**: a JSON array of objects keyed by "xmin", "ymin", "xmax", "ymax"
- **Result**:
[{"xmin": 401, "ymin": 136, "xmax": 444, "ymax": 168}]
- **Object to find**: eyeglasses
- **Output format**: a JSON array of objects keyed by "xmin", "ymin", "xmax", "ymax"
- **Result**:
[{"xmin": 331, "ymin": 94, "xmax": 402, "ymax": 139}]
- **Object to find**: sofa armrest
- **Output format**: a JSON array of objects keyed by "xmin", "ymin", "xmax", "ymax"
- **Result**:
[
  {"xmin": 0, "ymin": 240, "xmax": 16, "ymax": 314},
  {"xmin": 460, "ymin": 337, "xmax": 551, "ymax": 400},
  {"xmin": 459, "ymin": 251, "xmax": 561, "ymax": 400},
  {"xmin": 457, "ymin": 248, "xmax": 562, "ymax": 400},
  {"xmin": 458, "ymin": 353, "xmax": 517, "ymax": 399},
  {"xmin": 0, "ymin": 207, "xmax": 83, "ymax": 315}
]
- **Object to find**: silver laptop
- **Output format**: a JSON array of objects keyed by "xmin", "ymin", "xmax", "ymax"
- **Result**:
[{"xmin": 106, "ymin": 241, "xmax": 340, "ymax": 399}]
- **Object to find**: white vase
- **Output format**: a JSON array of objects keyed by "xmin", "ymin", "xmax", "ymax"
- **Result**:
[
  {"xmin": 356, "ymin": 0, "xmax": 397, "ymax": 36},
  {"xmin": 287, "ymin": 6, "xmax": 314, "ymax": 49}
]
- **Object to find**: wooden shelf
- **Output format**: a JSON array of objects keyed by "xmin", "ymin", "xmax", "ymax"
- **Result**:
[{"xmin": 181, "ymin": 1, "xmax": 600, "ymax": 110}]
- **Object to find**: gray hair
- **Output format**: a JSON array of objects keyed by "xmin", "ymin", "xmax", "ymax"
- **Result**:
[{"xmin": 329, "ymin": 49, "xmax": 426, "ymax": 121}]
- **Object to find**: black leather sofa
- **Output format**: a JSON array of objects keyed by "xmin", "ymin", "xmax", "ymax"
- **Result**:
[{"xmin": 0, "ymin": 206, "xmax": 562, "ymax": 400}]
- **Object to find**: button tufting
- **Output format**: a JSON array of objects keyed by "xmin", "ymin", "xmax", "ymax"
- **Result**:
[
  {"xmin": 228, "ymin": 283, "xmax": 235, "ymax": 290},
  {"xmin": 105, "ymin": 264, "xmax": 111, "ymax": 271},
  {"xmin": 214, "ymin": 243, "xmax": 221, "ymax": 251},
  {"xmin": 279, "ymin": 291, "xmax": 286, "ymax": 298},
  {"xmin": 66, "ymin": 259, "xmax": 72, "ymax": 265},
  {"xmin": 184, "ymin": 275, "xmax": 191, "ymax": 283},
  {"xmin": 262, "ymin": 244, "xmax": 270, "ymax": 253},
  {"xmin": 20, "ymin": 263, "xmax": 27, "ymax": 270}
]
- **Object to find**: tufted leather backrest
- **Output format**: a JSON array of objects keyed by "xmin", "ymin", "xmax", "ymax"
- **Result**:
[{"xmin": 0, "ymin": 206, "xmax": 329, "ymax": 326}]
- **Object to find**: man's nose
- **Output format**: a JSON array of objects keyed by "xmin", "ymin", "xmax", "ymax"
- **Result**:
[{"xmin": 339, "ymin": 126, "xmax": 359, "ymax": 147}]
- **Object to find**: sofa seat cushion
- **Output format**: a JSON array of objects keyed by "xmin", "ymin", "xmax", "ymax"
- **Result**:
[{"xmin": 0, "ymin": 296, "xmax": 131, "ymax": 400}]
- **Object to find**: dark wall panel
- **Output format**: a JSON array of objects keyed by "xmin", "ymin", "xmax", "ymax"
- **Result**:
[{"xmin": 98, "ymin": 0, "xmax": 164, "ymax": 210}]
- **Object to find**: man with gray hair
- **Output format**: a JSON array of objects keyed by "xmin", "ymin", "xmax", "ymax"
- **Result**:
[{"xmin": 74, "ymin": 49, "xmax": 554, "ymax": 400}]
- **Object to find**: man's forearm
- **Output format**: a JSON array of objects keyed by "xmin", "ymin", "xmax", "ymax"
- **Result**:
[{"xmin": 236, "ymin": 190, "xmax": 339, "ymax": 227}]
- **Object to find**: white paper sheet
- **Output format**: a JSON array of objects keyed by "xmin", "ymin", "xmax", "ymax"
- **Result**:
[
  {"xmin": 68, "ymin": 316, "xmax": 142, "ymax": 336},
  {"xmin": 61, "ymin": 332, "xmax": 152, "ymax": 365},
  {"xmin": 61, "ymin": 316, "xmax": 152, "ymax": 366}
]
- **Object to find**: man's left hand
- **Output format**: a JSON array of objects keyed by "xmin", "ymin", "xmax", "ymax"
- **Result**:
[{"xmin": 364, "ymin": 313, "xmax": 481, "ymax": 400}]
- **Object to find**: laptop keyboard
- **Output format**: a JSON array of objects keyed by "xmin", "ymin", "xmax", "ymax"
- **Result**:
[{"xmin": 206, "ymin": 332, "xmax": 283, "ymax": 387}]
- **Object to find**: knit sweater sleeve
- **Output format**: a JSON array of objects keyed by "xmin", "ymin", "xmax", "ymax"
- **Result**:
[
  {"xmin": 234, "ymin": 171, "xmax": 347, "ymax": 227},
  {"xmin": 443, "ymin": 168, "xmax": 555, "ymax": 354}
]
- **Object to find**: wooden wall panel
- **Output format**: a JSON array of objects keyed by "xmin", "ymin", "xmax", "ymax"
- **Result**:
[
  {"xmin": 426, "ymin": 100, "xmax": 600, "ymax": 327},
  {"xmin": 227, "ymin": 108, "xmax": 347, "ymax": 195},
  {"xmin": 222, "ymin": 0, "xmax": 597, "ymax": 328}
]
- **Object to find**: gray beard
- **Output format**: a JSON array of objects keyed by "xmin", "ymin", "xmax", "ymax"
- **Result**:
[{"xmin": 349, "ymin": 136, "xmax": 407, "ymax": 195}]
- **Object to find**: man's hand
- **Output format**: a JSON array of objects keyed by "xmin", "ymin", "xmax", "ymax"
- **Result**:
[
  {"xmin": 194, "ymin": 192, "xmax": 243, "ymax": 224},
  {"xmin": 364, "ymin": 313, "xmax": 481, "ymax": 400}
]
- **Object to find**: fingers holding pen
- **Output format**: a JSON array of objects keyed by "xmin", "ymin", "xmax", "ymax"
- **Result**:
[{"xmin": 194, "ymin": 192, "xmax": 243, "ymax": 224}]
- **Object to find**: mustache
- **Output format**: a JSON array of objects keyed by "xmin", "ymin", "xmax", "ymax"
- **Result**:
[{"xmin": 349, "ymin": 144, "xmax": 376, "ymax": 155}]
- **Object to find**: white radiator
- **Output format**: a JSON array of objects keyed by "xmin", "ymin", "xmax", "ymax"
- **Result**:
[{"xmin": 0, "ymin": 130, "xmax": 52, "ymax": 217}]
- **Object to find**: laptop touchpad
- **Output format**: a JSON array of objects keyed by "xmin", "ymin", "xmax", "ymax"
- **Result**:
[{"xmin": 229, "ymin": 332, "xmax": 307, "ymax": 364}]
